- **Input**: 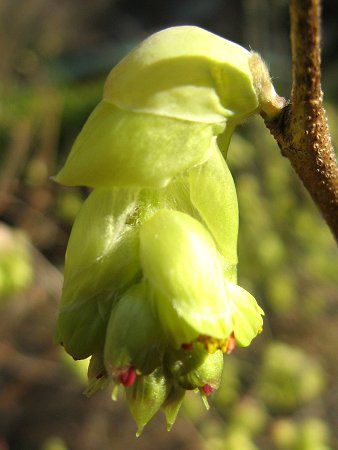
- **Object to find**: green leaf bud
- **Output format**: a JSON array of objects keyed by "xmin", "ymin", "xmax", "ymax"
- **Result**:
[
  {"xmin": 139, "ymin": 209, "xmax": 232, "ymax": 346},
  {"xmin": 57, "ymin": 188, "xmax": 141, "ymax": 359},
  {"xmin": 227, "ymin": 282, "xmax": 264, "ymax": 347},
  {"xmin": 126, "ymin": 368, "xmax": 169, "ymax": 436},
  {"xmin": 104, "ymin": 26, "xmax": 259, "ymax": 123},
  {"xmin": 104, "ymin": 283, "xmax": 164, "ymax": 376},
  {"xmin": 54, "ymin": 101, "xmax": 222, "ymax": 188}
]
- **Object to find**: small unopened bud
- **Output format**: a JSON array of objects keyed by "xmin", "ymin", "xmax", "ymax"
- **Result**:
[
  {"xmin": 104, "ymin": 283, "xmax": 164, "ymax": 376},
  {"xmin": 179, "ymin": 350, "xmax": 223, "ymax": 391},
  {"xmin": 126, "ymin": 368, "xmax": 169, "ymax": 436},
  {"xmin": 166, "ymin": 343, "xmax": 223, "ymax": 391},
  {"xmin": 162, "ymin": 387, "xmax": 185, "ymax": 431}
]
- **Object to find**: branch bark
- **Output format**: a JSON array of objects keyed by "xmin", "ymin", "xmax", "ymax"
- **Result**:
[{"xmin": 262, "ymin": 0, "xmax": 338, "ymax": 241}]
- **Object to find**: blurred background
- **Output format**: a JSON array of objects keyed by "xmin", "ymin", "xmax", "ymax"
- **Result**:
[{"xmin": 0, "ymin": 0, "xmax": 337, "ymax": 449}]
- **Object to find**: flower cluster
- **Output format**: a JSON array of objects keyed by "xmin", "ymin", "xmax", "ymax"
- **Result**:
[{"xmin": 54, "ymin": 26, "xmax": 266, "ymax": 434}]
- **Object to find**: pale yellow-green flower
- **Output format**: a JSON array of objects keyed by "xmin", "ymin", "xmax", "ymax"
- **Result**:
[{"xmin": 54, "ymin": 25, "xmax": 270, "ymax": 434}]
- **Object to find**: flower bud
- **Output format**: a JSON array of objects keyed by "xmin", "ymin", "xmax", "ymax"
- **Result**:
[
  {"xmin": 162, "ymin": 386, "xmax": 185, "ymax": 431},
  {"xmin": 165, "ymin": 344, "xmax": 223, "ymax": 391},
  {"xmin": 104, "ymin": 283, "xmax": 164, "ymax": 376},
  {"xmin": 125, "ymin": 368, "xmax": 169, "ymax": 436},
  {"xmin": 139, "ymin": 209, "xmax": 232, "ymax": 346}
]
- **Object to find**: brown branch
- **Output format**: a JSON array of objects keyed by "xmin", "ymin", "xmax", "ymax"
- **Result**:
[{"xmin": 262, "ymin": 0, "xmax": 338, "ymax": 241}]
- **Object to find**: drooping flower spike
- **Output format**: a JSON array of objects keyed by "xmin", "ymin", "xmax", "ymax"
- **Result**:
[{"xmin": 54, "ymin": 25, "xmax": 278, "ymax": 434}]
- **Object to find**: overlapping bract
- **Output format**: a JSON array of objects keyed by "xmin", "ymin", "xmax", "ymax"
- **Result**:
[{"xmin": 54, "ymin": 26, "xmax": 264, "ymax": 434}]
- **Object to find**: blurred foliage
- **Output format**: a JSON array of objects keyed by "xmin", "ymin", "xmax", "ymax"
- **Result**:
[
  {"xmin": 257, "ymin": 343, "xmax": 325, "ymax": 411},
  {"xmin": 42, "ymin": 437, "xmax": 68, "ymax": 450},
  {"xmin": 0, "ymin": 0, "xmax": 337, "ymax": 449},
  {"xmin": 0, "ymin": 224, "xmax": 33, "ymax": 302},
  {"xmin": 272, "ymin": 418, "xmax": 331, "ymax": 450}
]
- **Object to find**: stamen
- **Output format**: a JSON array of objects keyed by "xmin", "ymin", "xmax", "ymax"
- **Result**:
[
  {"xmin": 119, "ymin": 366, "xmax": 137, "ymax": 387},
  {"xmin": 198, "ymin": 335, "xmax": 228, "ymax": 353},
  {"xmin": 225, "ymin": 332, "xmax": 236, "ymax": 355},
  {"xmin": 181, "ymin": 342, "xmax": 193, "ymax": 350},
  {"xmin": 201, "ymin": 384, "xmax": 214, "ymax": 396}
]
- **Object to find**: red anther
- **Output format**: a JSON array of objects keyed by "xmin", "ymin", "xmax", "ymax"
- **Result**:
[
  {"xmin": 201, "ymin": 384, "xmax": 214, "ymax": 396},
  {"xmin": 181, "ymin": 342, "xmax": 193, "ymax": 350},
  {"xmin": 226, "ymin": 332, "xmax": 236, "ymax": 355},
  {"xmin": 119, "ymin": 367, "xmax": 137, "ymax": 387},
  {"xmin": 96, "ymin": 372, "xmax": 104, "ymax": 380}
]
